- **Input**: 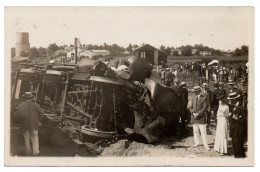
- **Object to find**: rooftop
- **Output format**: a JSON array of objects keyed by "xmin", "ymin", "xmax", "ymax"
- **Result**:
[{"xmin": 134, "ymin": 44, "xmax": 168, "ymax": 56}]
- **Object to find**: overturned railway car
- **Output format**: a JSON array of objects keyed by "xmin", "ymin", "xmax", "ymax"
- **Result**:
[
  {"xmin": 64, "ymin": 75, "xmax": 135, "ymax": 142},
  {"xmin": 11, "ymin": 64, "xmax": 182, "ymax": 144}
]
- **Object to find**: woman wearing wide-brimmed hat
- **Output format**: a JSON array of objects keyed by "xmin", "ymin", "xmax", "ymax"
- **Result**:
[{"xmin": 214, "ymin": 94, "xmax": 230, "ymax": 155}]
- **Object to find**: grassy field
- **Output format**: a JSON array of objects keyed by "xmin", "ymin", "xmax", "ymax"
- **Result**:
[
  {"xmin": 167, "ymin": 55, "xmax": 248, "ymax": 68},
  {"xmin": 167, "ymin": 55, "xmax": 248, "ymax": 62}
]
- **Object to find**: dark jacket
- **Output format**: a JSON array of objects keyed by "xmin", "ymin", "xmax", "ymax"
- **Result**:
[
  {"xmin": 15, "ymin": 100, "xmax": 45, "ymax": 130},
  {"xmin": 165, "ymin": 71, "xmax": 174, "ymax": 82},
  {"xmin": 181, "ymin": 87, "xmax": 189, "ymax": 107},
  {"xmin": 211, "ymin": 88, "xmax": 220, "ymax": 112},
  {"xmin": 201, "ymin": 89, "xmax": 212, "ymax": 112},
  {"xmin": 172, "ymin": 85, "xmax": 183, "ymax": 99},
  {"xmin": 189, "ymin": 94, "xmax": 207, "ymax": 124},
  {"xmin": 230, "ymin": 103, "xmax": 247, "ymax": 142}
]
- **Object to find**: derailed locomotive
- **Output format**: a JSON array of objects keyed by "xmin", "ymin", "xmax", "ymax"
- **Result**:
[{"xmin": 11, "ymin": 59, "xmax": 183, "ymax": 144}]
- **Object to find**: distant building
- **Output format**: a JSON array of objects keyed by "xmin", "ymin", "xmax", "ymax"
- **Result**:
[
  {"xmin": 123, "ymin": 51, "xmax": 131, "ymax": 55},
  {"xmin": 53, "ymin": 49, "xmax": 68, "ymax": 57},
  {"xmin": 134, "ymin": 44, "xmax": 168, "ymax": 65},
  {"xmin": 67, "ymin": 48, "xmax": 83, "ymax": 58},
  {"xmin": 79, "ymin": 49, "xmax": 110, "ymax": 58},
  {"xmin": 199, "ymin": 51, "xmax": 212, "ymax": 56}
]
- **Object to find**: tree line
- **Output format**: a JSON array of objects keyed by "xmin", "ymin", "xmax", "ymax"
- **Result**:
[
  {"xmin": 159, "ymin": 44, "xmax": 248, "ymax": 57},
  {"xmin": 11, "ymin": 42, "xmax": 249, "ymax": 60}
]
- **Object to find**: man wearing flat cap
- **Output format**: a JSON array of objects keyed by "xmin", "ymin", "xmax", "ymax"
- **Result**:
[
  {"xmin": 228, "ymin": 92, "xmax": 247, "ymax": 158},
  {"xmin": 188, "ymin": 86, "xmax": 210, "ymax": 151},
  {"xmin": 14, "ymin": 92, "xmax": 45, "ymax": 156}
]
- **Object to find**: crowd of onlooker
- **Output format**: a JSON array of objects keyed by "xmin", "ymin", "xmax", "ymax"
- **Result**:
[
  {"xmin": 161, "ymin": 61, "xmax": 248, "ymax": 158},
  {"xmin": 160, "ymin": 61, "xmax": 248, "ymax": 87}
]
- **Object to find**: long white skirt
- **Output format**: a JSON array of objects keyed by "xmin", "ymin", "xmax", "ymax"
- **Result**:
[{"xmin": 214, "ymin": 116, "xmax": 228, "ymax": 154}]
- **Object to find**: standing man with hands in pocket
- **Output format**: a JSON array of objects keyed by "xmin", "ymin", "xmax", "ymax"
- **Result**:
[{"xmin": 189, "ymin": 86, "xmax": 211, "ymax": 151}]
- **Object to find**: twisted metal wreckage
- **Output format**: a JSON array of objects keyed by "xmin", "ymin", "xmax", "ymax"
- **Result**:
[{"xmin": 11, "ymin": 59, "xmax": 184, "ymax": 147}]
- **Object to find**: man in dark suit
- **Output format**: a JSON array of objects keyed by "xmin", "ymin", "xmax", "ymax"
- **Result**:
[
  {"xmin": 165, "ymin": 68, "xmax": 174, "ymax": 87},
  {"xmin": 180, "ymin": 82, "xmax": 189, "ymax": 128},
  {"xmin": 15, "ymin": 92, "xmax": 45, "ymax": 156},
  {"xmin": 188, "ymin": 86, "xmax": 210, "ymax": 151},
  {"xmin": 201, "ymin": 83, "xmax": 212, "ymax": 127},
  {"xmin": 180, "ymin": 82, "xmax": 189, "ymax": 109},
  {"xmin": 172, "ymin": 79, "xmax": 185, "ymax": 130},
  {"xmin": 228, "ymin": 92, "xmax": 247, "ymax": 158}
]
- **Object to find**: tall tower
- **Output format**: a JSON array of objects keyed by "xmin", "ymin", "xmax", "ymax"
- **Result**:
[{"xmin": 15, "ymin": 32, "xmax": 30, "ymax": 57}]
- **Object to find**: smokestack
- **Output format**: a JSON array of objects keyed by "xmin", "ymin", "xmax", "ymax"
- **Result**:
[{"xmin": 15, "ymin": 32, "xmax": 30, "ymax": 57}]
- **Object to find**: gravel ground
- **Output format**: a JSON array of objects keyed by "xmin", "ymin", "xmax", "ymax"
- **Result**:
[{"xmin": 101, "ymin": 122, "xmax": 247, "ymax": 158}]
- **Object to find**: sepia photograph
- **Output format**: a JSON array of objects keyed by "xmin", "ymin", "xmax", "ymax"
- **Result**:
[{"xmin": 4, "ymin": 6, "xmax": 254, "ymax": 166}]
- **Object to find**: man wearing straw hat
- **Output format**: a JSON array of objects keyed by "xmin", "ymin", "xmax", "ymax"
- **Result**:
[
  {"xmin": 188, "ymin": 86, "xmax": 210, "ymax": 151},
  {"xmin": 227, "ymin": 92, "xmax": 247, "ymax": 158},
  {"xmin": 15, "ymin": 92, "xmax": 45, "ymax": 156}
]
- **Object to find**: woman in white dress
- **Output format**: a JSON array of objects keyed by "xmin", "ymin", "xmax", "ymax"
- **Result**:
[{"xmin": 214, "ymin": 98, "xmax": 230, "ymax": 155}]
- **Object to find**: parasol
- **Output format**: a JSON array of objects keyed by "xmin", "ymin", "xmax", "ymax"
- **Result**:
[
  {"xmin": 49, "ymin": 60, "xmax": 55, "ymax": 64},
  {"xmin": 207, "ymin": 59, "xmax": 219, "ymax": 66}
]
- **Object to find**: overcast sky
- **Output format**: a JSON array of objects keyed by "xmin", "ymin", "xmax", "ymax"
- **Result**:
[{"xmin": 5, "ymin": 6, "xmax": 254, "ymax": 51}]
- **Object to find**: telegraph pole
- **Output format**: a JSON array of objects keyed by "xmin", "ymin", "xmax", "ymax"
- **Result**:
[{"xmin": 74, "ymin": 37, "xmax": 78, "ymax": 64}]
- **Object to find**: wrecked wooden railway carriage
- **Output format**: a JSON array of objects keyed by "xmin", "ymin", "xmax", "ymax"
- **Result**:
[
  {"xmin": 65, "ymin": 74, "xmax": 136, "ymax": 141},
  {"xmin": 11, "ymin": 62, "xmax": 182, "ymax": 144}
]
